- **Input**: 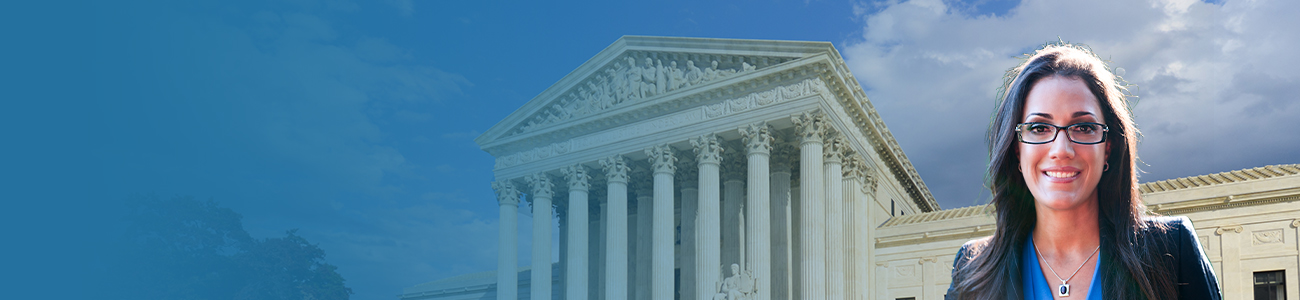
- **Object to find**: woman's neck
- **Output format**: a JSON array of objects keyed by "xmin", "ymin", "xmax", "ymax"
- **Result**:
[{"xmin": 1032, "ymin": 197, "xmax": 1101, "ymax": 255}]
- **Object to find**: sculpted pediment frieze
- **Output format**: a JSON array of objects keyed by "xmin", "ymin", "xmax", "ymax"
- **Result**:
[{"xmin": 506, "ymin": 51, "xmax": 799, "ymax": 138}]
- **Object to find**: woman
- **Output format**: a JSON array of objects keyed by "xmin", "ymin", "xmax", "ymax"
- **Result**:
[{"xmin": 944, "ymin": 43, "xmax": 1220, "ymax": 300}]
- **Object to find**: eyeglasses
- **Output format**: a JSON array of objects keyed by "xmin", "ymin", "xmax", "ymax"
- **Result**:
[{"xmin": 1015, "ymin": 122, "xmax": 1109, "ymax": 144}]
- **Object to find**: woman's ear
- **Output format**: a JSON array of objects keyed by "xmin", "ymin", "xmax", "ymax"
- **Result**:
[{"xmin": 1105, "ymin": 140, "xmax": 1111, "ymax": 162}]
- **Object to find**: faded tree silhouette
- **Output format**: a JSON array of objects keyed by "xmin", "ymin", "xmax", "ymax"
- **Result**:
[{"xmin": 108, "ymin": 194, "xmax": 351, "ymax": 300}]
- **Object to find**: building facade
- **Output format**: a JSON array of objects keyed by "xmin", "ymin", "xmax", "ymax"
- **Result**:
[{"xmin": 400, "ymin": 36, "xmax": 1300, "ymax": 300}]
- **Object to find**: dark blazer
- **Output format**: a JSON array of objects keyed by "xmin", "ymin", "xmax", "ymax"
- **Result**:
[{"xmin": 945, "ymin": 216, "xmax": 1221, "ymax": 300}]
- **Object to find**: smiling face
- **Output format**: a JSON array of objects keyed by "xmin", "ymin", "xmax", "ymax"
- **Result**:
[{"xmin": 1018, "ymin": 75, "xmax": 1110, "ymax": 212}]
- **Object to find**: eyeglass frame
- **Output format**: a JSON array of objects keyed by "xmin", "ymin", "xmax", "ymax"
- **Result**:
[{"xmin": 1014, "ymin": 122, "xmax": 1110, "ymax": 145}]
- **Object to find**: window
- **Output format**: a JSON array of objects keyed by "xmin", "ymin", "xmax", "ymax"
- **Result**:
[
  {"xmin": 891, "ymin": 200, "xmax": 895, "ymax": 216},
  {"xmin": 896, "ymin": 297, "xmax": 916, "ymax": 300},
  {"xmin": 1255, "ymin": 270, "xmax": 1286, "ymax": 300}
]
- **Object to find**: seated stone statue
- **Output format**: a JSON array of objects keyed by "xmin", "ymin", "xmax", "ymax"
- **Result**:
[{"xmin": 713, "ymin": 263, "xmax": 757, "ymax": 300}]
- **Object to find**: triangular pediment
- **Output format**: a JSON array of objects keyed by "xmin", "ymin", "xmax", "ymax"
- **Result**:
[
  {"xmin": 475, "ymin": 36, "xmax": 942, "ymax": 213},
  {"xmin": 475, "ymin": 36, "xmax": 834, "ymax": 151}
]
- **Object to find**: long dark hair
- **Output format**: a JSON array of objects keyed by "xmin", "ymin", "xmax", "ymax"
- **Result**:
[{"xmin": 949, "ymin": 42, "xmax": 1175, "ymax": 299}]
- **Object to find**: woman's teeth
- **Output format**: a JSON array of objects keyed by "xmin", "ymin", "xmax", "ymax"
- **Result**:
[{"xmin": 1045, "ymin": 171, "xmax": 1079, "ymax": 178}]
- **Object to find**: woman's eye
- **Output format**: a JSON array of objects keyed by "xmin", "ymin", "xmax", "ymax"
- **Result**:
[
  {"xmin": 1072, "ymin": 124, "xmax": 1098, "ymax": 134},
  {"xmin": 1029, "ymin": 125, "xmax": 1053, "ymax": 134}
]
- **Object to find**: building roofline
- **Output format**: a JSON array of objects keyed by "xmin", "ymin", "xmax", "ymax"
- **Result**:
[{"xmin": 1138, "ymin": 164, "xmax": 1300, "ymax": 194}]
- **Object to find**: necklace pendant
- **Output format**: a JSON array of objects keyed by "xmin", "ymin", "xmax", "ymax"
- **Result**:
[{"xmin": 1058, "ymin": 283, "xmax": 1070, "ymax": 297}]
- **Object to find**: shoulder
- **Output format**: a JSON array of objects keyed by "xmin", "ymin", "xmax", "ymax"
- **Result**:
[
  {"xmin": 1145, "ymin": 215, "xmax": 1194, "ymax": 230},
  {"xmin": 948, "ymin": 237, "xmax": 996, "ymax": 299},
  {"xmin": 1142, "ymin": 216, "xmax": 1198, "ymax": 241},
  {"xmin": 953, "ymin": 237, "xmax": 992, "ymax": 271}
]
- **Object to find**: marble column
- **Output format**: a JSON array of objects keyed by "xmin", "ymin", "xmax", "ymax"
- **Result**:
[
  {"xmin": 590, "ymin": 199, "xmax": 603, "ymax": 300},
  {"xmin": 692, "ymin": 134, "xmax": 724, "ymax": 300},
  {"xmin": 601, "ymin": 156, "xmax": 630, "ymax": 300},
  {"xmin": 862, "ymin": 160, "xmax": 879, "ymax": 300},
  {"xmin": 722, "ymin": 146, "xmax": 745, "ymax": 270},
  {"xmin": 628, "ymin": 200, "xmax": 638, "ymax": 300},
  {"xmin": 562, "ymin": 165, "xmax": 591, "ymax": 300},
  {"xmin": 492, "ymin": 181, "xmax": 521, "ymax": 300},
  {"xmin": 741, "ymin": 121, "xmax": 774, "ymax": 300},
  {"xmin": 525, "ymin": 173, "xmax": 556, "ymax": 300},
  {"xmin": 677, "ymin": 152, "xmax": 699, "ymax": 300},
  {"xmin": 646, "ymin": 144, "xmax": 677, "ymax": 300},
  {"xmin": 769, "ymin": 143, "xmax": 794, "ymax": 300},
  {"xmin": 633, "ymin": 166, "xmax": 653, "ymax": 300},
  {"xmin": 842, "ymin": 153, "xmax": 864, "ymax": 300},
  {"xmin": 557, "ymin": 201, "xmax": 568, "ymax": 300},
  {"xmin": 792, "ymin": 110, "xmax": 828, "ymax": 300},
  {"xmin": 824, "ymin": 134, "xmax": 847, "ymax": 300},
  {"xmin": 789, "ymin": 165, "xmax": 801, "ymax": 300}
]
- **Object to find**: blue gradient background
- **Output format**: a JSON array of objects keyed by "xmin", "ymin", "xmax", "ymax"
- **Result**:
[{"xmin": 3, "ymin": 0, "xmax": 1293, "ymax": 299}]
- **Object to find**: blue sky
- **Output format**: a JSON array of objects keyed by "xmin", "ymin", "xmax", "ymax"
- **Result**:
[{"xmin": 3, "ymin": 0, "xmax": 1297, "ymax": 299}]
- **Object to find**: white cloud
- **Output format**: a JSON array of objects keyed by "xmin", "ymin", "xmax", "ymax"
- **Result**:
[{"xmin": 844, "ymin": 0, "xmax": 1300, "ymax": 209}]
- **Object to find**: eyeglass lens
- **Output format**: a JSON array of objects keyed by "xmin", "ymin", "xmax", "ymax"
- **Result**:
[{"xmin": 1020, "ymin": 123, "xmax": 1105, "ymax": 144}]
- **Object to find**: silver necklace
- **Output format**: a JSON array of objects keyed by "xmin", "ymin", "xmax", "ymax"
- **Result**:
[{"xmin": 1032, "ymin": 239, "xmax": 1100, "ymax": 297}]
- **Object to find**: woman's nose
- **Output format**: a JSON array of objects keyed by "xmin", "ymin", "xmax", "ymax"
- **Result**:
[{"xmin": 1047, "ymin": 130, "xmax": 1075, "ymax": 159}]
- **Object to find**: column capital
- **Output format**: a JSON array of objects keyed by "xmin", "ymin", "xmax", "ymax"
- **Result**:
[
  {"xmin": 692, "ymin": 134, "xmax": 724, "ymax": 165},
  {"xmin": 526, "ymin": 172, "xmax": 556, "ymax": 199},
  {"xmin": 492, "ymin": 180, "xmax": 521, "ymax": 206},
  {"xmin": 739, "ymin": 121, "xmax": 774, "ymax": 155},
  {"xmin": 791, "ymin": 109, "xmax": 828, "ymax": 144},
  {"xmin": 600, "ymin": 155, "xmax": 630, "ymax": 184},
  {"xmin": 842, "ymin": 152, "xmax": 865, "ymax": 180},
  {"xmin": 562, "ymin": 164, "xmax": 592, "ymax": 191},
  {"xmin": 862, "ymin": 170, "xmax": 878, "ymax": 195},
  {"xmin": 646, "ymin": 144, "xmax": 677, "ymax": 175},
  {"xmin": 771, "ymin": 140, "xmax": 796, "ymax": 173},
  {"xmin": 824, "ymin": 133, "xmax": 847, "ymax": 164},
  {"xmin": 863, "ymin": 161, "xmax": 878, "ymax": 195}
]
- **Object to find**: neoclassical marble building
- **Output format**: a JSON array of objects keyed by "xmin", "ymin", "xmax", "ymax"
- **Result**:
[{"xmin": 400, "ymin": 36, "xmax": 1300, "ymax": 300}]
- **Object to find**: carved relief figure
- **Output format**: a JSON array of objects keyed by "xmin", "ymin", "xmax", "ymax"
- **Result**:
[
  {"xmin": 655, "ymin": 59, "xmax": 668, "ymax": 95},
  {"xmin": 669, "ymin": 61, "xmax": 685, "ymax": 90},
  {"xmin": 704, "ymin": 60, "xmax": 720, "ymax": 81},
  {"xmin": 641, "ymin": 58, "xmax": 658, "ymax": 97},
  {"xmin": 627, "ymin": 57, "xmax": 644, "ymax": 99},
  {"xmin": 686, "ymin": 60, "xmax": 703, "ymax": 86},
  {"xmin": 613, "ymin": 62, "xmax": 629, "ymax": 103}
]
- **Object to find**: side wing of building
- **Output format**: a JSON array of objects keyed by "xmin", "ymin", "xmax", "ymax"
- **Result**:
[{"xmin": 872, "ymin": 164, "xmax": 1300, "ymax": 300}]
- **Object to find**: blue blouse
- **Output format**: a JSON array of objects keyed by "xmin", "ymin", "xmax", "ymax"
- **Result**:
[
  {"xmin": 1022, "ymin": 236, "xmax": 1101, "ymax": 300},
  {"xmin": 947, "ymin": 217, "xmax": 1222, "ymax": 300}
]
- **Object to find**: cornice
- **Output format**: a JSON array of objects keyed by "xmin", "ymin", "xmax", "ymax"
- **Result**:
[
  {"xmin": 879, "ymin": 205, "xmax": 990, "ymax": 228},
  {"xmin": 1147, "ymin": 186, "xmax": 1300, "ymax": 216},
  {"xmin": 1139, "ymin": 164, "xmax": 1300, "ymax": 194}
]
